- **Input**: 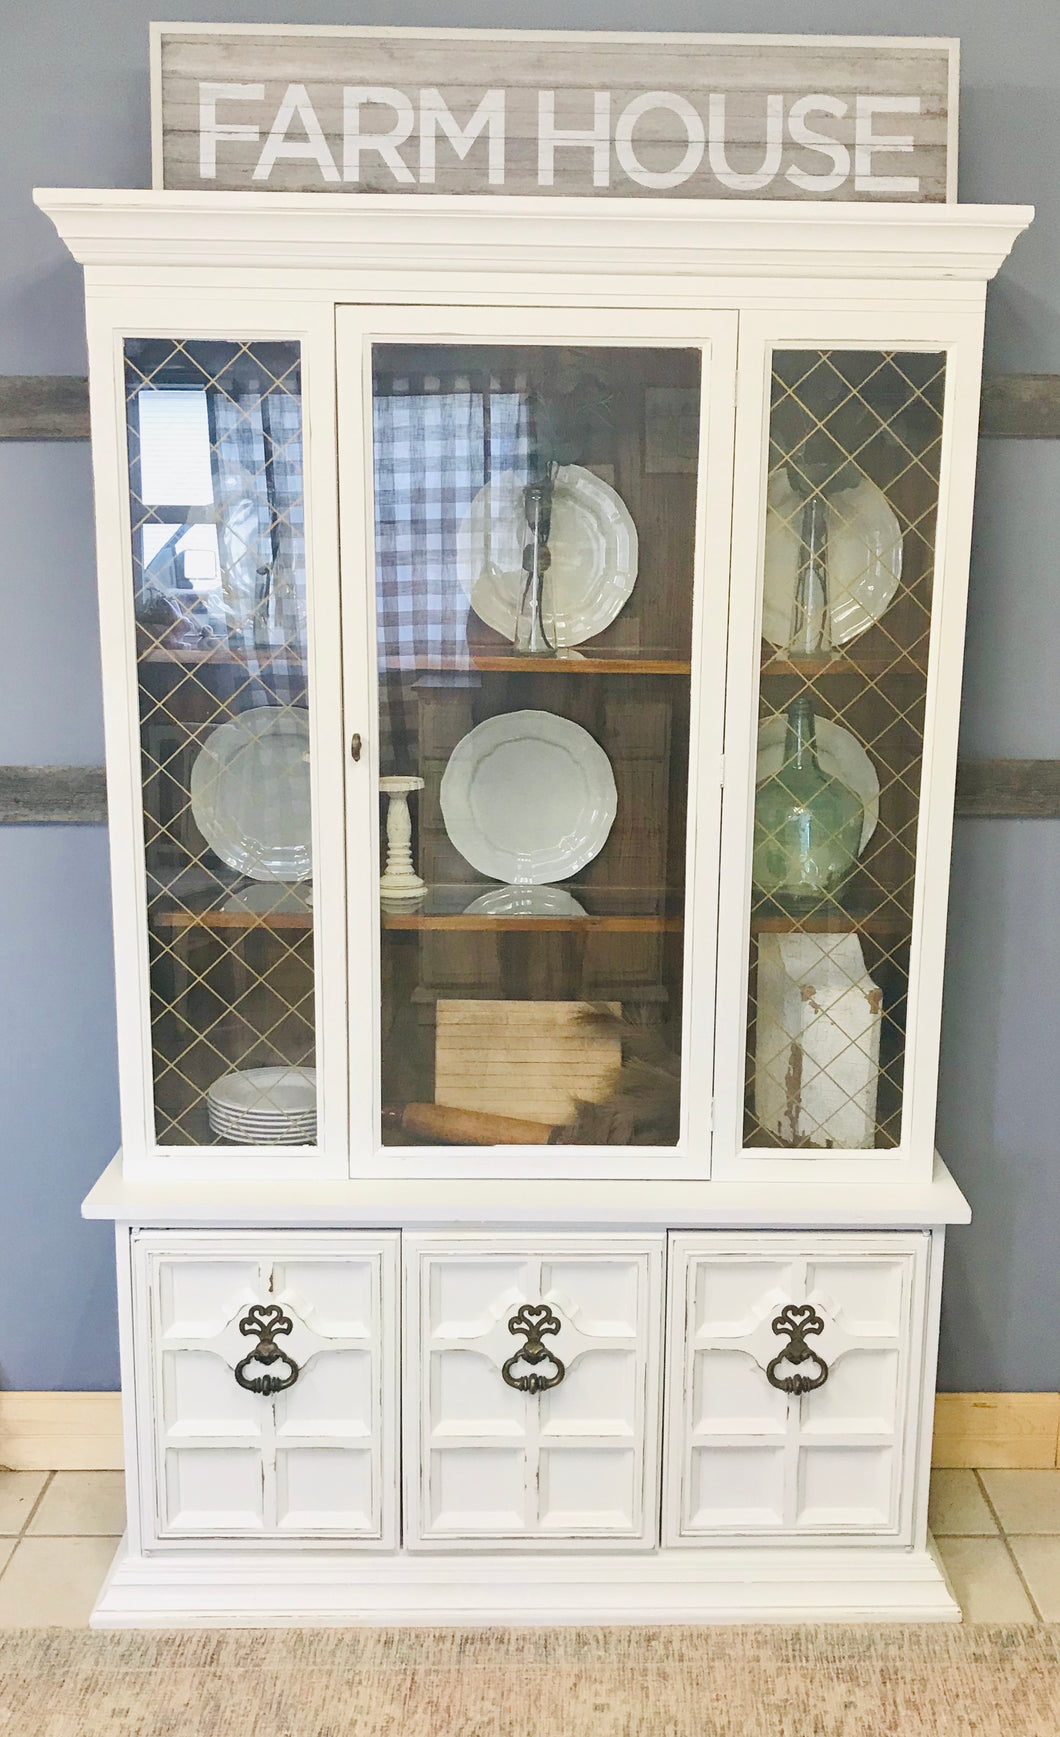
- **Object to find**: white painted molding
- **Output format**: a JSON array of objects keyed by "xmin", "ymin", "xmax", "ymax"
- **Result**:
[
  {"xmin": 34, "ymin": 190, "xmax": 1032, "ymax": 283},
  {"xmin": 81, "ymin": 1151, "xmax": 971, "ymax": 1228},
  {"xmin": 91, "ymin": 1538, "xmax": 961, "ymax": 1626}
]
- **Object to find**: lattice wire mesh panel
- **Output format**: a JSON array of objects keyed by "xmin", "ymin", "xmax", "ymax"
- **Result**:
[
  {"xmin": 124, "ymin": 339, "xmax": 316, "ymax": 1147},
  {"xmin": 745, "ymin": 350, "xmax": 946, "ymax": 1150}
]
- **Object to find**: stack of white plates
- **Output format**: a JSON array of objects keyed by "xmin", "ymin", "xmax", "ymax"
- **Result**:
[{"xmin": 206, "ymin": 1066, "xmax": 317, "ymax": 1145}]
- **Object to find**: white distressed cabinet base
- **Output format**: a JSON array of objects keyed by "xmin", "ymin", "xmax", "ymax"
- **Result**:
[
  {"xmin": 90, "ymin": 1538, "xmax": 958, "ymax": 1627},
  {"xmin": 89, "ymin": 1206, "xmax": 961, "ymax": 1627}
]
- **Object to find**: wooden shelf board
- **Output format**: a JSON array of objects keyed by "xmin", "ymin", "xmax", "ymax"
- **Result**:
[
  {"xmin": 152, "ymin": 910, "xmax": 311, "ymax": 931},
  {"xmin": 384, "ymin": 653, "xmax": 691, "ymax": 675},
  {"xmin": 751, "ymin": 907, "xmax": 909, "ymax": 935},
  {"xmin": 760, "ymin": 654, "xmax": 928, "ymax": 680},
  {"xmin": 381, "ymin": 912, "xmax": 682, "ymax": 932},
  {"xmin": 143, "ymin": 648, "xmax": 686, "ymax": 674},
  {"xmin": 140, "ymin": 644, "xmax": 305, "ymax": 667}
]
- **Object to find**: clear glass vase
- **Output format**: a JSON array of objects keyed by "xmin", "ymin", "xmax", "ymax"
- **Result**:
[
  {"xmin": 752, "ymin": 696, "xmax": 864, "ymax": 909},
  {"xmin": 789, "ymin": 490, "xmax": 830, "ymax": 656}
]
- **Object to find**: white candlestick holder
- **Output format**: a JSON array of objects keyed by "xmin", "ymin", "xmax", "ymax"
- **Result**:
[{"xmin": 379, "ymin": 775, "xmax": 426, "ymax": 903}]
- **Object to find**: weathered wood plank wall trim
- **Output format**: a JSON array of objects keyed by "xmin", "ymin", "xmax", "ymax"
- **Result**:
[
  {"xmin": 955, "ymin": 759, "xmax": 1060, "ymax": 818},
  {"xmin": 0, "ymin": 376, "xmax": 90, "ymax": 440},
  {"xmin": 2, "ymin": 372, "xmax": 1059, "ymax": 441},
  {"xmin": 979, "ymin": 374, "xmax": 1060, "ymax": 439},
  {"xmin": 2, "ymin": 760, "xmax": 1059, "ymax": 823},
  {"xmin": 0, "ymin": 766, "xmax": 107, "ymax": 824}
]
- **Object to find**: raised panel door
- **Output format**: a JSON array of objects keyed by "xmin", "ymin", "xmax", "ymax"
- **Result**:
[
  {"xmin": 133, "ymin": 1230, "xmax": 398, "ymax": 1546},
  {"xmin": 404, "ymin": 1233, "xmax": 664, "ymax": 1548},
  {"xmin": 664, "ymin": 1230, "xmax": 929, "ymax": 1544}
]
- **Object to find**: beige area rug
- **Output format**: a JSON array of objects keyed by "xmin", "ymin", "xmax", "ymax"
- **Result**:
[{"xmin": 0, "ymin": 1626, "xmax": 1059, "ymax": 1737}]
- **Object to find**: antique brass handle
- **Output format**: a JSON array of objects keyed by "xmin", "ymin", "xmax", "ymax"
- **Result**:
[
  {"xmin": 350, "ymin": 732, "xmax": 362, "ymax": 762},
  {"xmin": 501, "ymin": 1302, "xmax": 566, "ymax": 1394},
  {"xmin": 764, "ymin": 1302, "xmax": 829, "ymax": 1395},
  {"xmin": 233, "ymin": 1303, "xmax": 300, "ymax": 1396}
]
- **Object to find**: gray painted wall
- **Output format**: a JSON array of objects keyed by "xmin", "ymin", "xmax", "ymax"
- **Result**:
[{"xmin": 1, "ymin": 0, "xmax": 1056, "ymax": 1392}]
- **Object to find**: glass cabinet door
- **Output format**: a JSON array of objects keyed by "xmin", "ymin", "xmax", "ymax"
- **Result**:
[
  {"xmin": 124, "ymin": 339, "xmax": 318, "ymax": 1149},
  {"xmin": 739, "ymin": 347, "xmax": 947, "ymax": 1154},
  {"xmin": 365, "ymin": 338, "xmax": 719, "ymax": 1157}
]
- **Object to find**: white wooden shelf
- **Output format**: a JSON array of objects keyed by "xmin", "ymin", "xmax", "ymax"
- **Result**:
[{"xmin": 82, "ymin": 1151, "xmax": 970, "ymax": 1228}]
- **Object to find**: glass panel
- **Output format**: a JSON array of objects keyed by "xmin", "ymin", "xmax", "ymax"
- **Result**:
[
  {"xmin": 124, "ymin": 339, "xmax": 316, "ymax": 1147},
  {"xmin": 745, "ymin": 349, "xmax": 946, "ymax": 1150},
  {"xmin": 371, "ymin": 345, "xmax": 700, "ymax": 1148}
]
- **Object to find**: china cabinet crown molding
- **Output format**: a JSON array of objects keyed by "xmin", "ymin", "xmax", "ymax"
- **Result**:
[
  {"xmin": 35, "ymin": 190, "xmax": 1031, "ymax": 285},
  {"xmin": 39, "ymin": 171, "xmax": 1031, "ymax": 1627}
]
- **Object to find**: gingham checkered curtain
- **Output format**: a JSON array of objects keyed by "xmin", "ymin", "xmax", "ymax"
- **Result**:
[
  {"xmin": 260, "ymin": 385, "xmax": 306, "ymax": 672},
  {"xmin": 373, "ymin": 374, "xmax": 531, "ymax": 772},
  {"xmin": 208, "ymin": 380, "xmax": 307, "ymax": 708}
]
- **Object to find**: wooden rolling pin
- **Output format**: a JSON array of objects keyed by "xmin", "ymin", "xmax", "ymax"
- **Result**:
[{"xmin": 383, "ymin": 1103, "xmax": 560, "ymax": 1145}]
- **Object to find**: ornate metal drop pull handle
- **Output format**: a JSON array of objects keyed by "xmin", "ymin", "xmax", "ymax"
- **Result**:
[
  {"xmin": 765, "ymin": 1303, "xmax": 829, "ymax": 1395},
  {"xmin": 501, "ymin": 1303, "xmax": 566, "ymax": 1394},
  {"xmin": 233, "ymin": 1303, "xmax": 300, "ymax": 1397}
]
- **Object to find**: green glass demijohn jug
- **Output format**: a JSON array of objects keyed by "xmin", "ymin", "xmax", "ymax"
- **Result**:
[{"xmin": 752, "ymin": 696, "xmax": 864, "ymax": 909}]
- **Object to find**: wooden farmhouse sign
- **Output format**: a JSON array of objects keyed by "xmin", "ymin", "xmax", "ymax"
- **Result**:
[{"xmin": 153, "ymin": 26, "xmax": 958, "ymax": 202}]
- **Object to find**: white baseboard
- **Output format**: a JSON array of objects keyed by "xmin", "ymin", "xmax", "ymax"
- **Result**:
[
  {"xmin": 0, "ymin": 1393, "xmax": 123, "ymax": 1471},
  {"xmin": 933, "ymin": 1392, "xmax": 1060, "ymax": 1468}
]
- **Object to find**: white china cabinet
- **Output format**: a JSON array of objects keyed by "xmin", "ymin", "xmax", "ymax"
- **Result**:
[{"xmin": 38, "ymin": 187, "xmax": 1030, "ymax": 1626}]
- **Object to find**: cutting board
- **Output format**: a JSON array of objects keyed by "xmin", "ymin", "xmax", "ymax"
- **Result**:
[{"xmin": 435, "ymin": 1000, "xmax": 621, "ymax": 1128}]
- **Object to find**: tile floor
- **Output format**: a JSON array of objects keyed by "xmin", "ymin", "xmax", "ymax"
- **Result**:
[{"xmin": 0, "ymin": 1468, "xmax": 1058, "ymax": 1623}]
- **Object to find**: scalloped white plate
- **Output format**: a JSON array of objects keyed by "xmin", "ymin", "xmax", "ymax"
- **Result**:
[
  {"xmin": 441, "ymin": 711, "xmax": 617, "ymax": 885},
  {"xmin": 190, "ymin": 705, "xmax": 311, "ymax": 883},
  {"xmin": 763, "ymin": 471, "xmax": 902, "ymax": 650},
  {"xmin": 463, "ymin": 884, "xmax": 587, "ymax": 916},
  {"xmin": 457, "ymin": 464, "xmax": 638, "ymax": 646}
]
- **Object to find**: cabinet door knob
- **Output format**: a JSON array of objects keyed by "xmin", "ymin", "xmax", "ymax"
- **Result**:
[
  {"xmin": 350, "ymin": 732, "xmax": 363, "ymax": 762},
  {"xmin": 233, "ymin": 1303, "xmax": 300, "ymax": 1397},
  {"xmin": 765, "ymin": 1302, "xmax": 829, "ymax": 1395},
  {"xmin": 501, "ymin": 1302, "xmax": 566, "ymax": 1393}
]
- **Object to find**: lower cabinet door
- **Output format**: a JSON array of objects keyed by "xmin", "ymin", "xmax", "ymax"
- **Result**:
[
  {"xmin": 664, "ymin": 1231, "xmax": 931, "ymax": 1545},
  {"xmin": 131, "ymin": 1230, "xmax": 399, "ymax": 1546},
  {"xmin": 404, "ymin": 1233, "xmax": 665, "ymax": 1549}
]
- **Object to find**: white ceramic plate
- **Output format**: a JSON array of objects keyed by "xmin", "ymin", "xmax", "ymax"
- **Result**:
[
  {"xmin": 208, "ymin": 1111, "xmax": 315, "ymax": 1146},
  {"xmin": 209, "ymin": 1125, "xmax": 316, "ymax": 1142},
  {"xmin": 762, "ymin": 471, "xmax": 903, "ymax": 649},
  {"xmin": 191, "ymin": 706, "xmax": 311, "ymax": 883},
  {"xmin": 208, "ymin": 1125, "xmax": 315, "ymax": 1142},
  {"xmin": 206, "ymin": 1105, "xmax": 317, "ymax": 1126},
  {"xmin": 456, "ymin": 465, "xmax": 638, "ymax": 647},
  {"xmin": 757, "ymin": 714, "xmax": 879, "ymax": 853},
  {"xmin": 206, "ymin": 1065, "xmax": 317, "ymax": 1115},
  {"xmin": 463, "ymin": 884, "xmax": 587, "ymax": 917},
  {"xmin": 441, "ymin": 711, "xmax": 617, "ymax": 885}
]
